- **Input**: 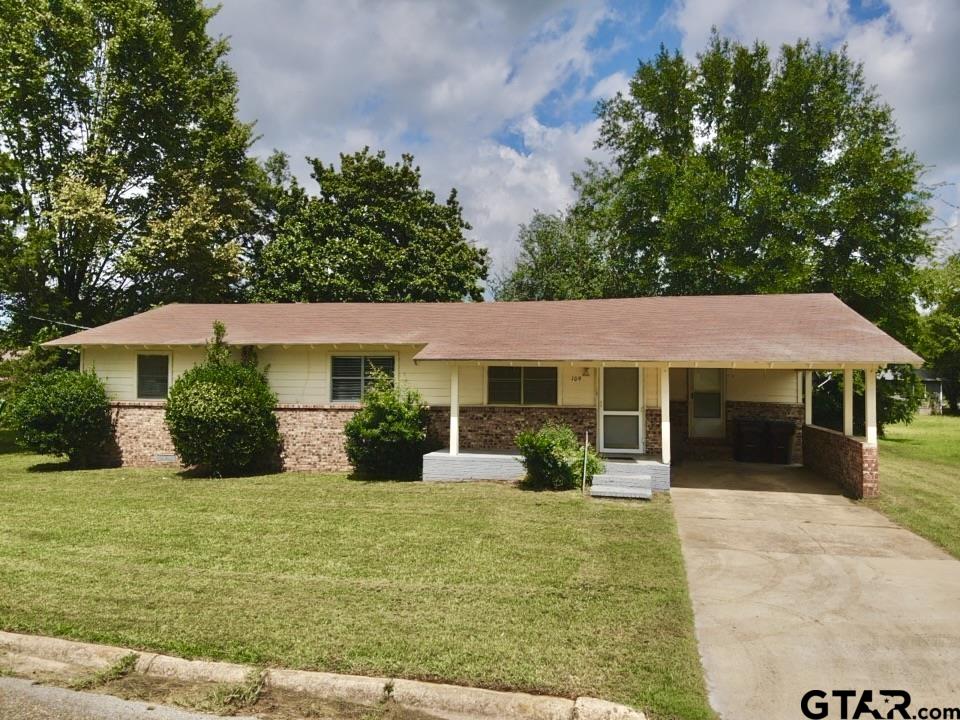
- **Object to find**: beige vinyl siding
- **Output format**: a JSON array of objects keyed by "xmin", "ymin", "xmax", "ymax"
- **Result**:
[
  {"xmin": 79, "ymin": 348, "xmax": 803, "ymax": 407},
  {"xmin": 457, "ymin": 365, "xmax": 484, "ymax": 405},
  {"xmin": 725, "ymin": 369, "xmax": 801, "ymax": 403},
  {"xmin": 257, "ymin": 346, "xmax": 327, "ymax": 404},
  {"xmin": 644, "ymin": 367, "xmax": 659, "ymax": 408},
  {"xmin": 669, "ymin": 368, "xmax": 800, "ymax": 404}
]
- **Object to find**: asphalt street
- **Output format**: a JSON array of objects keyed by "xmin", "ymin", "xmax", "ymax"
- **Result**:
[{"xmin": 0, "ymin": 677, "xmax": 256, "ymax": 720}]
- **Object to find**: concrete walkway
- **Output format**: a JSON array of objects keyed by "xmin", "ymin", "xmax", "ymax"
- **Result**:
[{"xmin": 672, "ymin": 462, "xmax": 960, "ymax": 720}]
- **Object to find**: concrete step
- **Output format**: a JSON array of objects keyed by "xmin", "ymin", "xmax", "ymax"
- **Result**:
[
  {"xmin": 601, "ymin": 458, "xmax": 664, "ymax": 476},
  {"xmin": 590, "ymin": 484, "xmax": 653, "ymax": 500},
  {"xmin": 592, "ymin": 473, "xmax": 653, "ymax": 488}
]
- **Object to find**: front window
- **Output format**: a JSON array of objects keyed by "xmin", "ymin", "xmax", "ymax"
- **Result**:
[
  {"xmin": 487, "ymin": 366, "xmax": 557, "ymax": 405},
  {"xmin": 137, "ymin": 354, "xmax": 169, "ymax": 399},
  {"xmin": 331, "ymin": 356, "xmax": 395, "ymax": 402}
]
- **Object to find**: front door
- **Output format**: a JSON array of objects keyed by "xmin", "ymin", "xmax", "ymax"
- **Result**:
[
  {"xmin": 689, "ymin": 368, "xmax": 724, "ymax": 437},
  {"xmin": 600, "ymin": 367, "xmax": 644, "ymax": 453}
]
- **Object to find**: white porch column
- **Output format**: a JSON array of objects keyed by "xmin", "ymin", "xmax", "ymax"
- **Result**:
[
  {"xmin": 804, "ymin": 370, "xmax": 813, "ymax": 426},
  {"xmin": 865, "ymin": 366, "xmax": 878, "ymax": 446},
  {"xmin": 449, "ymin": 365, "xmax": 459, "ymax": 455},
  {"xmin": 659, "ymin": 366, "xmax": 671, "ymax": 465},
  {"xmin": 843, "ymin": 367, "xmax": 854, "ymax": 436}
]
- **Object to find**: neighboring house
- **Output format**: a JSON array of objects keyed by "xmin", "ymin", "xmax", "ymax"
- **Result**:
[{"xmin": 45, "ymin": 293, "xmax": 920, "ymax": 498}]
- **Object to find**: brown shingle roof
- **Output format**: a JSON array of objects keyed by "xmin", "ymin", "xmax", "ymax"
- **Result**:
[{"xmin": 45, "ymin": 294, "xmax": 922, "ymax": 366}]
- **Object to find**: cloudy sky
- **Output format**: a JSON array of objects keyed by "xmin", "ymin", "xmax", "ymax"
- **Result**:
[{"xmin": 209, "ymin": 0, "xmax": 960, "ymax": 279}]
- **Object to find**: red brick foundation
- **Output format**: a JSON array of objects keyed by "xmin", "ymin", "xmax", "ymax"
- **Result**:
[
  {"xmin": 802, "ymin": 424, "xmax": 879, "ymax": 498},
  {"xmin": 105, "ymin": 401, "xmax": 360, "ymax": 472},
  {"xmin": 645, "ymin": 408, "xmax": 662, "ymax": 455},
  {"xmin": 104, "ymin": 402, "xmax": 174, "ymax": 466},
  {"xmin": 427, "ymin": 406, "xmax": 597, "ymax": 450},
  {"xmin": 106, "ymin": 402, "xmax": 612, "ymax": 472},
  {"xmin": 275, "ymin": 405, "xmax": 359, "ymax": 472}
]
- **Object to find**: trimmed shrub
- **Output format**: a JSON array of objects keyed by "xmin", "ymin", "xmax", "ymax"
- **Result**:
[
  {"xmin": 515, "ymin": 422, "xmax": 604, "ymax": 490},
  {"xmin": 165, "ymin": 322, "xmax": 280, "ymax": 476},
  {"xmin": 344, "ymin": 370, "xmax": 429, "ymax": 479},
  {"xmin": 8, "ymin": 369, "xmax": 112, "ymax": 467}
]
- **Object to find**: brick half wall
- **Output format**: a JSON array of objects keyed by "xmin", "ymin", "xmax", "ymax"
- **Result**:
[
  {"xmin": 105, "ymin": 402, "xmax": 360, "ymax": 473},
  {"xmin": 428, "ymin": 406, "xmax": 597, "ymax": 450},
  {"xmin": 802, "ymin": 424, "xmax": 879, "ymax": 498},
  {"xmin": 669, "ymin": 400, "xmax": 804, "ymax": 462}
]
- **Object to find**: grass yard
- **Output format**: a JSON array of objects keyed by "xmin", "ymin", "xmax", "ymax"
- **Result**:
[
  {"xmin": 871, "ymin": 414, "xmax": 960, "ymax": 558},
  {"xmin": 0, "ymin": 438, "xmax": 712, "ymax": 720}
]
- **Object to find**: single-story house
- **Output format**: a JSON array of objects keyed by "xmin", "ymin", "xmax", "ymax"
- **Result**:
[{"xmin": 46, "ymin": 293, "xmax": 920, "ymax": 498}]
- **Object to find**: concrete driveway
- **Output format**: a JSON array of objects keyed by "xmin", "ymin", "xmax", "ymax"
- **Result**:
[{"xmin": 672, "ymin": 462, "xmax": 960, "ymax": 720}]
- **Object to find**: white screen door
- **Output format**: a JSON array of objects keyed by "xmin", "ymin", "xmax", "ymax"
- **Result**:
[
  {"xmin": 690, "ymin": 368, "xmax": 724, "ymax": 437},
  {"xmin": 600, "ymin": 367, "xmax": 644, "ymax": 453}
]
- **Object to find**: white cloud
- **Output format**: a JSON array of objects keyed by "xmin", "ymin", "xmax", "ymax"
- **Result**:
[
  {"xmin": 590, "ymin": 71, "xmax": 631, "ymax": 100},
  {"xmin": 209, "ymin": 0, "xmax": 612, "ymax": 273}
]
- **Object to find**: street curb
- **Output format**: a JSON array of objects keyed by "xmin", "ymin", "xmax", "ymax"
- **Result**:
[{"xmin": 0, "ymin": 631, "xmax": 646, "ymax": 720}]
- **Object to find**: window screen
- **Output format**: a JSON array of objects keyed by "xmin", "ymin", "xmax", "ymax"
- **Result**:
[
  {"xmin": 487, "ymin": 366, "xmax": 557, "ymax": 405},
  {"xmin": 137, "ymin": 355, "xmax": 169, "ymax": 399},
  {"xmin": 523, "ymin": 367, "xmax": 557, "ymax": 405},
  {"xmin": 331, "ymin": 356, "xmax": 395, "ymax": 402}
]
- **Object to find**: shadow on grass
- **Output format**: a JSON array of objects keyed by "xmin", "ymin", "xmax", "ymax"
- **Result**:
[
  {"xmin": 346, "ymin": 469, "xmax": 419, "ymax": 483},
  {"xmin": 26, "ymin": 460, "xmax": 74, "ymax": 473}
]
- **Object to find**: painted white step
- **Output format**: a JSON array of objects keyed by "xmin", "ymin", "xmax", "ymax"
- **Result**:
[
  {"xmin": 592, "ymin": 473, "xmax": 653, "ymax": 488},
  {"xmin": 601, "ymin": 460, "xmax": 663, "ymax": 477},
  {"xmin": 590, "ymin": 485, "xmax": 653, "ymax": 500}
]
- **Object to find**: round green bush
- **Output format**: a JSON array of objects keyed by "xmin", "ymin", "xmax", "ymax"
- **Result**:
[
  {"xmin": 344, "ymin": 372, "xmax": 429, "ymax": 479},
  {"xmin": 515, "ymin": 422, "xmax": 604, "ymax": 490},
  {"xmin": 165, "ymin": 358, "xmax": 280, "ymax": 477},
  {"xmin": 8, "ymin": 369, "xmax": 112, "ymax": 467}
]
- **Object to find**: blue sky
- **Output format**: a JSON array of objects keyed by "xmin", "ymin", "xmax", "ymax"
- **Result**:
[{"xmin": 210, "ymin": 1, "xmax": 960, "ymax": 276}]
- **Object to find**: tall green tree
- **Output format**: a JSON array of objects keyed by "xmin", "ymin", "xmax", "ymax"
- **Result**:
[
  {"xmin": 251, "ymin": 148, "xmax": 489, "ymax": 303},
  {"xmin": 584, "ymin": 35, "xmax": 934, "ymax": 339},
  {"xmin": 0, "ymin": 0, "xmax": 255, "ymax": 344},
  {"xmin": 494, "ymin": 210, "xmax": 605, "ymax": 301},
  {"xmin": 500, "ymin": 33, "xmax": 936, "ymax": 429},
  {"xmin": 919, "ymin": 253, "xmax": 960, "ymax": 411}
]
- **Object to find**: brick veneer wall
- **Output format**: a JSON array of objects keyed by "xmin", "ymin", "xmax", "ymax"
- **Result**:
[
  {"xmin": 427, "ymin": 406, "xmax": 597, "ymax": 450},
  {"xmin": 668, "ymin": 400, "xmax": 804, "ymax": 463},
  {"xmin": 107, "ymin": 402, "xmax": 609, "ymax": 471},
  {"xmin": 802, "ymin": 424, "xmax": 879, "ymax": 498},
  {"xmin": 105, "ymin": 401, "xmax": 360, "ymax": 472},
  {"xmin": 103, "ymin": 402, "xmax": 173, "ymax": 466},
  {"xmin": 275, "ymin": 405, "xmax": 358, "ymax": 472},
  {"xmin": 645, "ymin": 408, "xmax": 661, "ymax": 455}
]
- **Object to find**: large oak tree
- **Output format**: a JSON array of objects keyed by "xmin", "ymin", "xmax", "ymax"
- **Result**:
[
  {"xmin": 251, "ymin": 148, "xmax": 489, "ymax": 303},
  {"xmin": 0, "ymin": 0, "xmax": 255, "ymax": 343}
]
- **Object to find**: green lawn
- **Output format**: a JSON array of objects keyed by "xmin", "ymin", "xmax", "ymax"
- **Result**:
[
  {"xmin": 871, "ymin": 414, "xmax": 960, "ymax": 558},
  {"xmin": 0, "ymin": 440, "xmax": 712, "ymax": 720}
]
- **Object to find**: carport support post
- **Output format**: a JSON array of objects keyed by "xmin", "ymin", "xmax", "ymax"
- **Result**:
[
  {"xmin": 843, "ymin": 367, "xmax": 854, "ymax": 436},
  {"xmin": 450, "ymin": 365, "xmax": 459, "ymax": 455},
  {"xmin": 865, "ymin": 367, "xmax": 878, "ymax": 446},
  {"xmin": 804, "ymin": 370, "xmax": 813, "ymax": 426},
  {"xmin": 659, "ymin": 366, "xmax": 671, "ymax": 465}
]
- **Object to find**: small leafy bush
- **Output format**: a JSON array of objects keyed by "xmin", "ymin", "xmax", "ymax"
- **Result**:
[
  {"xmin": 344, "ymin": 370, "xmax": 429, "ymax": 479},
  {"xmin": 165, "ymin": 322, "xmax": 280, "ymax": 476},
  {"xmin": 515, "ymin": 422, "xmax": 604, "ymax": 490},
  {"xmin": 8, "ymin": 369, "xmax": 112, "ymax": 467}
]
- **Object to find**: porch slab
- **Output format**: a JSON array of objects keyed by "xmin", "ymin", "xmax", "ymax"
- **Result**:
[
  {"xmin": 423, "ymin": 449, "xmax": 672, "ymax": 489},
  {"xmin": 422, "ymin": 449, "xmax": 524, "ymax": 482}
]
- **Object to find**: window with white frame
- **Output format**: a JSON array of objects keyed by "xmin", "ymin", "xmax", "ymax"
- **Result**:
[
  {"xmin": 487, "ymin": 366, "xmax": 557, "ymax": 405},
  {"xmin": 137, "ymin": 354, "xmax": 169, "ymax": 399},
  {"xmin": 330, "ymin": 356, "xmax": 395, "ymax": 402}
]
